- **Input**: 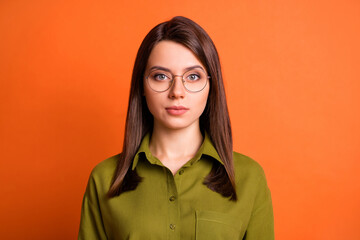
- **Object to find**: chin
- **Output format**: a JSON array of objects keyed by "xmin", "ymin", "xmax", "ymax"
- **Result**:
[
  {"xmin": 157, "ymin": 119, "xmax": 199, "ymax": 131},
  {"xmin": 164, "ymin": 123, "xmax": 192, "ymax": 131}
]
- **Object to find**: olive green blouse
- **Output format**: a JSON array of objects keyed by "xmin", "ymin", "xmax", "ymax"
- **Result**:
[{"xmin": 78, "ymin": 132, "xmax": 274, "ymax": 240}]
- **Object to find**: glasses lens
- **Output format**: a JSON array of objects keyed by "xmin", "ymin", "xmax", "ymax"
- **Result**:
[
  {"xmin": 183, "ymin": 69, "xmax": 208, "ymax": 92},
  {"xmin": 147, "ymin": 70, "xmax": 172, "ymax": 92}
]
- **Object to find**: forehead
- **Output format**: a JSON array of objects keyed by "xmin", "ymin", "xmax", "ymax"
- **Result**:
[{"xmin": 146, "ymin": 40, "xmax": 205, "ymax": 71}]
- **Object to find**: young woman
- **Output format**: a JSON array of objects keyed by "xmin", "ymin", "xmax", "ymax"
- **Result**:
[{"xmin": 79, "ymin": 16, "xmax": 274, "ymax": 240}]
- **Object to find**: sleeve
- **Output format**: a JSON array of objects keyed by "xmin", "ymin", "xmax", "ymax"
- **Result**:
[
  {"xmin": 244, "ymin": 172, "xmax": 274, "ymax": 240},
  {"xmin": 78, "ymin": 173, "xmax": 108, "ymax": 240}
]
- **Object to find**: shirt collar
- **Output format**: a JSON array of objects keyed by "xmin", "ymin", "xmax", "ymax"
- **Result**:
[{"xmin": 131, "ymin": 131, "xmax": 223, "ymax": 170}]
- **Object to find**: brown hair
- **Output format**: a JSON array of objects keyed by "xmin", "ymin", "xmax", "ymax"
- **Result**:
[{"xmin": 108, "ymin": 16, "xmax": 237, "ymax": 201}]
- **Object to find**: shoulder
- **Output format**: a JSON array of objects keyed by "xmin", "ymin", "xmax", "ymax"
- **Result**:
[
  {"xmin": 87, "ymin": 153, "xmax": 120, "ymax": 189},
  {"xmin": 232, "ymin": 151, "xmax": 267, "ymax": 184},
  {"xmin": 91, "ymin": 153, "xmax": 119, "ymax": 176}
]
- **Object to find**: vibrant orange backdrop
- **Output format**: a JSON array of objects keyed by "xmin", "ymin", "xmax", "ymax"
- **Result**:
[{"xmin": 1, "ymin": 0, "xmax": 359, "ymax": 239}]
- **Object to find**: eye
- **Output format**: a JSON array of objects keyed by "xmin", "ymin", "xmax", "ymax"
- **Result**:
[
  {"xmin": 186, "ymin": 74, "xmax": 200, "ymax": 81},
  {"xmin": 151, "ymin": 72, "xmax": 170, "ymax": 81},
  {"xmin": 155, "ymin": 74, "xmax": 167, "ymax": 81}
]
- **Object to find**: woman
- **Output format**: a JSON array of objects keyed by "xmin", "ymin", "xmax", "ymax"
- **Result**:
[{"xmin": 79, "ymin": 16, "xmax": 274, "ymax": 240}]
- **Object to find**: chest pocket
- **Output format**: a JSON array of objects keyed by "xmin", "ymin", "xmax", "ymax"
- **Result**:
[{"xmin": 195, "ymin": 210, "xmax": 242, "ymax": 240}]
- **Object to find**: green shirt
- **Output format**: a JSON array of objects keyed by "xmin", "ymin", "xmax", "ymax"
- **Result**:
[{"xmin": 78, "ymin": 132, "xmax": 274, "ymax": 240}]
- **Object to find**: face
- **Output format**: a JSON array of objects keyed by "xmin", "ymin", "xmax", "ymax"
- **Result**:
[{"xmin": 143, "ymin": 40, "xmax": 210, "ymax": 131}]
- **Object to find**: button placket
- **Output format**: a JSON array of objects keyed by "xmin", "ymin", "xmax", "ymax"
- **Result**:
[{"xmin": 166, "ymin": 169, "xmax": 180, "ymax": 239}]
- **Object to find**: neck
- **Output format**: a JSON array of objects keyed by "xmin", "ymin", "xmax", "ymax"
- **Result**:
[{"xmin": 149, "ymin": 123, "xmax": 204, "ymax": 163}]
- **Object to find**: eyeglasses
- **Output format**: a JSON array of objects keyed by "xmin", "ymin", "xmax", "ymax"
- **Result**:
[{"xmin": 145, "ymin": 68, "xmax": 210, "ymax": 93}]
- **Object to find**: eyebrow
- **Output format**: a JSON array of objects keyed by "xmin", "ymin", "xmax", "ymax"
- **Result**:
[{"xmin": 148, "ymin": 65, "xmax": 205, "ymax": 72}]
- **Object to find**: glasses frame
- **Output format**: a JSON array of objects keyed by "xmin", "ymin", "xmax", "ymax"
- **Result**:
[{"xmin": 145, "ymin": 69, "xmax": 211, "ymax": 93}]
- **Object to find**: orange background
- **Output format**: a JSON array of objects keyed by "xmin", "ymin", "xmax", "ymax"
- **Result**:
[{"xmin": 1, "ymin": 0, "xmax": 359, "ymax": 239}]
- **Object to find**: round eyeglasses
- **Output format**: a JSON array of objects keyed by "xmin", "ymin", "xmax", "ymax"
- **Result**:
[{"xmin": 145, "ymin": 68, "xmax": 210, "ymax": 93}]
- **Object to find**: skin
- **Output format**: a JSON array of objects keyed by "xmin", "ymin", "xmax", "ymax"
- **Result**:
[{"xmin": 143, "ymin": 40, "xmax": 210, "ymax": 175}]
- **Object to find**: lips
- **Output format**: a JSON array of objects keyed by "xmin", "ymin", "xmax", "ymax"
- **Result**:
[
  {"xmin": 166, "ymin": 106, "xmax": 189, "ymax": 110},
  {"xmin": 165, "ymin": 106, "xmax": 189, "ymax": 115}
]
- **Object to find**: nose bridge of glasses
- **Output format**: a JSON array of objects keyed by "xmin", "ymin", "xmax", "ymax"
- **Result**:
[
  {"xmin": 172, "ymin": 74, "xmax": 185, "ymax": 82},
  {"xmin": 169, "ymin": 74, "xmax": 186, "ymax": 91}
]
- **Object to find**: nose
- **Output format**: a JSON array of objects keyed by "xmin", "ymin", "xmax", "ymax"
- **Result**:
[{"xmin": 168, "ymin": 75, "xmax": 185, "ymax": 99}]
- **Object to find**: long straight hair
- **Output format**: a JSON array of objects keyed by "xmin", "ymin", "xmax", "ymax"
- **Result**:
[{"xmin": 108, "ymin": 16, "xmax": 237, "ymax": 201}]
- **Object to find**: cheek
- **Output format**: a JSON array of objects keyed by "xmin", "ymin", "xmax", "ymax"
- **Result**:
[
  {"xmin": 201, "ymin": 87, "xmax": 210, "ymax": 106},
  {"xmin": 144, "ymin": 95, "xmax": 155, "ymax": 114},
  {"xmin": 144, "ymin": 87, "xmax": 162, "ymax": 116},
  {"xmin": 195, "ymin": 88, "xmax": 210, "ymax": 115}
]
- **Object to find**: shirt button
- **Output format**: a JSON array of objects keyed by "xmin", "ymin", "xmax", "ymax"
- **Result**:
[
  {"xmin": 169, "ymin": 224, "xmax": 176, "ymax": 230},
  {"xmin": 169, "ymin": 196, "xmax": 176, "ymax": 202},
  {"xmin": 179, "ymin": 169, "xmax": 184, "ymax": 175}
]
